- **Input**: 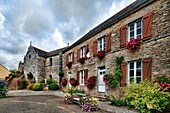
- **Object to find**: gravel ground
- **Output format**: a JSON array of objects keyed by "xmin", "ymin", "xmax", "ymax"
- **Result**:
[
  {"xmin": 6, "ymin": 90, "xmax": 139, "ymax": 113},
  {"xmin": 0, "ymin": 95, "xmax": 109, "ymax": 113}
]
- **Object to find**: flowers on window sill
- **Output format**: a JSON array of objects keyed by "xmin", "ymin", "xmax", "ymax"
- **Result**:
[
  {"xmin": 69, "ymin": 78, "xmax": 79, "ymax": 87},
  {"xmin": 66, "ymin": 61, "xmax": 72, "ymax": 69},
  {"xmin": 78, "ymin": 57, "xmax": 85, "ymax": 64},
  {"xmin": 85, "ymin": 76, "xmax": 97, "ymax": 90},
  {"xmin": 126, "ymin": 37, "xmax": 141, "ymax": 52},
  {"xmin": 97, "ymin": 50, "xmax": 105, "ymax": 59}
]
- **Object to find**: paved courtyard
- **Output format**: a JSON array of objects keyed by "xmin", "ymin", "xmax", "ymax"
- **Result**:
[{"xmin": 0, "ymin": 95, "xmax": 109, "ymax": 113}]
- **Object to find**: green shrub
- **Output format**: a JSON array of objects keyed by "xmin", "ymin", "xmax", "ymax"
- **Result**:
[
  {"xmin": 0, "ymin": 80, "xmax": 7, "ymax": 98},
  {"xmin": 123, "ymin": 80, "xmax": 169, "ymax": 113},
  {"xmin": 47, "ymin": 79, "xmax": 54, "ymax": 85},
  {"xmin": 33, "ymin": 83, "xmax": 43, "ymax": 91},
  {"xmin": 38, "ymin": 78, "xmax": 45, "ymax": 83},
  {"xmin": 49, "ymin": 83, "xmax": 59, "ymax": 90}
]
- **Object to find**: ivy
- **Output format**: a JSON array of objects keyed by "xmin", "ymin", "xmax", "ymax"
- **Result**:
[{"xmin": 103, "ymin": 56, "xmax": 124, "ymax": 88}]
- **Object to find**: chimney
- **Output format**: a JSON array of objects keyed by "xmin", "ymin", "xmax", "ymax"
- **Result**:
[{"xmin": 67, "ymin": 43, "xmax": 69, "ymax": 47}]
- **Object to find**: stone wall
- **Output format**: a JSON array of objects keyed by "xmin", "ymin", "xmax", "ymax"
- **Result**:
[
  {"xmin": 24, "ymin": 46, "xmax": 39, "ymax": 82},
  {"xmin": 64, "ymin": 0, "xmax": 170, "ymax": 95}
]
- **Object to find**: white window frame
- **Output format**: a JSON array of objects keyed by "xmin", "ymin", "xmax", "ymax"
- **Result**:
[
  {"xmin": 80, "ymin": 70, "xmax": 85, "ymax": 85},
  {"xmin": 98, "ymin": 36, "xmax": 106, "ymax": 51},
  {"xmin": 80, "ymin": 47, "xmax": 85, "ymax": 58},
  {"xmin": 68, "ymin": 53, "xmax": 72, "ymax": 62},
  {"xmin": 128, "ymin": 20, "xmax": 142, "ymax": 41},
  {"xmin": 127, "ymin": 60, "xmax": 142, "ymax": 84}
]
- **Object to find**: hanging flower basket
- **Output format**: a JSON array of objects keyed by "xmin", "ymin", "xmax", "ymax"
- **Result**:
[
  {"xmin": 85, "ymin": 76, "xmax": 97, "ymax": 90},
  {"xmin": 69, "ymin": 78, "xmax": 79, "ymax": 87},
  {"xmin": 126, "ymin": 37, "xmax": 141, "ymax": 52},
  {"xmin": 97, "ymin": 50, "xmax": 105, "ymax": 59},
  {"xmin": 78, "ymin": 57, "xmax": 85, "ymax": 64},
  {"xmin": 66, "ymin": 61, "xmax": 72, "ymax": 69}
]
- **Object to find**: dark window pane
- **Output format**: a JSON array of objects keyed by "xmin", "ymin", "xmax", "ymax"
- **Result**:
[
  {"xmin": 130, "ymin": 70, "xmax": 134, "ymax": 77},
  {"xmin": 136, "ymin": 69, "xmax": 141, "ymax": 77},
  {"xmin": 136, "ymin": 77, "xmax": 141, "ymax": 83},
  {"xmin": 130, "ymin": 25, "xmax": 134, "ymax": 31},
  {"xmin": 137, "ymin": 28, "xmax": 141, "ymax": 35},
  {"xmin": 130, "ymin": 62, "xmax": 134, "ymax": 69},
  {"xmin": 130, "ymin": 78, "xmax": 134, "ymax": 82},
  {"xmin": 137, "ymin": 61, "xmax": 141, "ymax": 68},
  {"xmin": 130, "ymin": 31, "xmax": 134, "ymax": 37},
  {"xmin": 137, "ymin": 21, "xmax": 141, "ymax": 28}
]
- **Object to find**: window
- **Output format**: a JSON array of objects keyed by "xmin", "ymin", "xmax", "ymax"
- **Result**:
[
  {"xmin": 80, "ymin": 46, "xmax": 85, "ymax": 58},
  {"xmin": 128, "ymin": 60, "xmax": 142, "ymax": 84},
  {"xmin": 29, "ymin": 55, "xmax": 31, "ymax": 59},
  {"xmin": 68, "ymin": 53, "xmax": 72, "ymax": 62},
  {"xmin": 128, "ymin": 20, "xmax": 142, "ymax": 41},
  {"xmin": 80, "ymin": 70, "xmax": 85, "ymax": 85},
  {"xmin": 98, "ymin": 36, "xmax": 106, "ymax": 51},
  {"xmin": 49, "ymin": 58, "xmax": 52, "ymax": 66}
]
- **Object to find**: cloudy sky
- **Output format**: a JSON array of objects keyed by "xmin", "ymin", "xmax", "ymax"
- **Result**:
[{"xmin": 0, "ymin": 0, "xmax": 135, "ymax": 70}]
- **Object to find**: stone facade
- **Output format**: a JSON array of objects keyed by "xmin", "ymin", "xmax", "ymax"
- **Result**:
[
  {"xmin": 63, "ymin": 0, "xmax": 170, "ymax": 96},
  {"xmin": 23, "ymin": 44, "xmax": 66, "ymax": 83}
]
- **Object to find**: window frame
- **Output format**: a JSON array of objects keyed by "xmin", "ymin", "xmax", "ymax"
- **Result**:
[
  {"xmin": 68, "ymin": 52, "xmax": 72, "ymax": 62},
  {"xmin": 79, "ymin": 70, "xmax": 85, "ymax": 86},
  {"xmin": 80, "ymin": 46, "xmax": 85, "ymax": 58},
  {"xmin": 128, "ymin": 20, "xmax": 142, "ymax": 41},
  {"xmin": 127, "ymin": 60, "xmax": 142, "ymax": 84},
  {"xmin": 97, "ymin": 36, "xmax": 106, "ymax": 51}
]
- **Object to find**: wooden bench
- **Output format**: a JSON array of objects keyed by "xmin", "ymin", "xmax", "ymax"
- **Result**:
[
  {"xmin": 73, "ymin": 93, "xmax": 87, "ymax": 104},
  {"xmin": 91, "ymin": 94, "xmax": 108, "ymax": 101}
]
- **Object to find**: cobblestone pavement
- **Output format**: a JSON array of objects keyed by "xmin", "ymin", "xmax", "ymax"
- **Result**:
[
  {"xmin": 0, "ymin": 95, "xmax": 109, "ymax": 113},
  {"xmin": 6, "ymin": 90, "xmax": 138, "ymax": 113}
]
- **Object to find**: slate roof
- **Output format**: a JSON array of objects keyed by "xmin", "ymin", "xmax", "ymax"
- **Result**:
[
  {"xmin": 33, "ymin": 46, "xmax": 67, "ymax": 58},
  {"xmin": 63, "ymin": 0, "xmax": 155, "ymax": 53}
]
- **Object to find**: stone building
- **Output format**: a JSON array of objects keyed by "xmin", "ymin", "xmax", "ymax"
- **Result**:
[
  {"xmin": 0, "ymin": 64, "xmax": 10, "ymax": 80},
  {"xmin": 63, "ymin": 0, "xmax": 170, "ymax": 96},
  {"xmin": 23, "ymin": 43, "xmax": 67, "ymax": 82}
]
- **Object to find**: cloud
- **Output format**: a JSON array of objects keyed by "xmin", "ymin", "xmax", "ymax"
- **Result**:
[
  {"xmin": 52, "ymin": 28, "xmax": 67, "ymax": 48},
  {"xmin": 0, "ymin": 0, "xmax": 135, "ymax": 69}
]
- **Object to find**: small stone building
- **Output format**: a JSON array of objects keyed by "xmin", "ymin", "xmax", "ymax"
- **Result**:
[
  {"xmin": 23, "ymin": 43, "xmax": 67, "ymax": 82},
  {"xmin": 63, "ymin": 0, "xmax": 170, "ymax": 96}
]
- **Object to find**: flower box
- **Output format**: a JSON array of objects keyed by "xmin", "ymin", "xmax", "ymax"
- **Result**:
[
  {"xmin": 126, "ymin": 37, "xmax": 141, "ymax": 52},
  {"xmin": 97, "ymin": 50, "xmax": 105, "ymax": 59},
  {"xmin": 78, "ymin": 57, "xmax": 85, "ymax": 64},
  {"xmin": 66, "ymin": 61, "xmax": 72, "ymax": 69}
]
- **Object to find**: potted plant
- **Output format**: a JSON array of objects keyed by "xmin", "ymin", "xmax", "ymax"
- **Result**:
[
  {"xmin": 61, "ymin": 78, "xmax": 68, "ymax": 87},
  {"xmin": 66, "ymin": 61, "xmax": 72, "ymax": 69},
  {"xmin": 85, "ymin": 76, "xmax": 97, "ymax": 96},
  {"xmin": 69, "ymin": 78, "xmax": 79, "ymax": 87},
  {"xmin": 97, "ymin": 50, "xmax": 105, "ymax": 59},
  {"xmin": 78, "ymin": 57, "xmax": 85, "ymax": 64},
  {"xmin": 126, "ymin": 37, "xmax": 141, "ymax": 52},
  {"xmin": 59, "ymin": 70, "xmax": 64, "ymax": 78}
]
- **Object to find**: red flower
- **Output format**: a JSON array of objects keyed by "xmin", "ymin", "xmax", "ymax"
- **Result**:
[
  {"xmin": 85, "ymin": 76, "xmax": 97, "ymax": 90},
  {"xmin": 66, "ymin": 61, "xmax": 72, "ymax": 69},
  {"xmin": 126, "ymin": 37, "xmax": 141, "ymax": 52},
  {"xmin": 78, "ymin": 57, "xmax": 85, "ymax": 64},
  {"xmin": 97, "ymin": 50, "xmax": 105, "ymax": 59},
  {"xmin": 167, "ymin": 84, "xmax": 170, "ymax": 89}
]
